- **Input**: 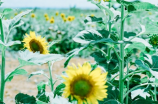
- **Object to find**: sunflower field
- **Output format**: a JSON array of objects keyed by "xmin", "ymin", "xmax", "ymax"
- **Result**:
[{"xmin": 1, "ymin": 0, "xmax": 158, "ymax": 104}]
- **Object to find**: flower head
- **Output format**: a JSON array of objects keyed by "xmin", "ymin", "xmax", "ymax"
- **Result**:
[
  {"xmin": 44, "ymin": 13, "xmax": 48, "ymax": 17},
  {"xmin": 62, "ymin": 62, "xmax": 108, "ymax": 104},
  {"xmin": 23, "ymin": 31, "xmax": 49, "ymax": 54},
  {"xmin": 46, "ymin": 17, "xmax": 49, "ymax": 21},
  {"xmin": 56, "ymin": 11, "xmax": 59, "ymax": 16},
  {"xmin": 31, "ymin": 13, "xmax": 35, "ymax": 18},
  {"xmin": 50, "ymin": 19, "xmax": 55, "ymax": 24},
  {"xmin": 14, "ymin": 12, "xmax": 18, "ymax": 16},
  {"xmin": 91, "ymin": 14, "xmax": 95, "ymax": 17},
  {"xmin": 63, "ymin": 18, "xmax": 67, "ymax": 22},
  {"xmin": 61, "ymin": 13, "xmax": 65, "ymax": 18}
]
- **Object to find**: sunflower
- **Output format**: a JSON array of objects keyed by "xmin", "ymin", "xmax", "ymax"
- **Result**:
[
  {"xmin": 51, "ymin": 16, "xmax": 54, "ymax": 19},
  {"xmin": 61, "ymin": 13, "xmax": 65, "ymax": 18},
  {"xmin": 45, "ymin": 17, "xmax": 49, "ymax": 21},
  {"xmin": 55, "ymin": 11, "xmax": 59, "ymax": 16},
  {"xmin": 44, "ymin": 13, "xmax": 48, "ymax": 17},
  {"xmin": 14, "ymin": 12, "xmax": 18, "ymax": 16},
  {"xmin": 50, "ymin": 19, "xmax": 55, "ymax": 24},
  {"xmin": 31, "ymin": 13, "xmax": 35, "ymax": 18},
  {"xmin": 63, "ymin": 18, "xmax": 67, "ymax": 22},
  {"xmin": 62, "ymin": 62, "xmax": 108, "ymax": 104},
  {"xmin": 91, "ymin": 14, "xmax": 95, "ymax": 17},
  {"xmin": 23, "ymin": 31, "xmax": 49, "ymax": 54},
  {"xmin": 67, "ymin": 16, "xmax": 72, "ymax": 22}
]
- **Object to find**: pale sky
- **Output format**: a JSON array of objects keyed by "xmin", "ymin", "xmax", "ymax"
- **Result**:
[{"xmin": 1, "ymin": 0, "xmax": 158, "ymax": 9}]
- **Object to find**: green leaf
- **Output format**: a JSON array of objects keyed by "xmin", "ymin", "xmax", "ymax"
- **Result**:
[
  {"xmin": 18, "ymin": 58, "xmax": 36, "ymax": 67},
  {"xmin": 48, "ymin": 40, "xmax": 60, "ymax": 49},
  {"xmin": 0, "ymin": 1, "xmax": 3, "ymax": 6},
  {"xmin": 73, "ymin": 29, "xmax": 103, "ymax": 44},
  {"xmin": 103, "ymin": 100, "xmax": 120, "ymax": 104},
  {"xmin": 135, "ymin": 60, "xmax": 150, "ymax": 70},
  {"xmin": 19, "ymin": 50, "xmax": 64, "ymax": 65},
  {"xmin": 0, "ymin": 101, "xmax": 5, "ymax": 104},
  {"xmin": 37, "ymin": 82, "xmax": 47, "ymax": 91},
  {"xmin": 90, "ymin": 38, "xmax": 117, "ymax": 44},
  {"xmin": 36, "ymin": 82, "xmax": 49, "ymax": 103},
  {"xmin": 116, "ymin": 0, "xmax": 121, "ymax": 3},
  {"xmin": 124, "ymin": 31, "xmax": 136, "ymax": 38},
  {"xmin": 28, "ymin": 70, "xmax": 44, "ymax": 79},
  {"xmin": 5, "ymin": 69, "xmax": 27, "ymax": 82},
  {"xmin": 54, "ymin": 83, "xmax": 65, "ymax": 98},
  {"xmin": 131, "ymin": 89, "xmax": 150, "ymax": 99},
  {"xmin": 84, "ymin": 16, "xmax": 103, "ymax": 24},
  {"xmin": 64, "ymin": 45, "xmax": 88, "ymax": 68},
  {"xmin": 36, "ymin": 100, "xmax": 47, "ymax": 104},
  {"xmin": 95, "ymin": 3, "xmax": 114, "ymax": 18},
  {"xmin": 121, "ymin": 1, "xmax": 158, "ymax": 12},
  {"xmin": 9, "ymin": 10, "xmax": 32, "ymax": 30},
  {"xmin": 99, "ymin": 86, "xmax": 120, "ymax": 104},
  {"xmin": 0, "ymin": 40, "xmax": 6, "ymax": 50},
  {"xmin": 144, "ymin": 24, "xmax": 158, "ymax": 35},
  {"xmin": 125, "ymin": 42, "xmax": 146, "ymax": 53},
  {"xmin": 132, "ymin": 97, "xmax": 158, "ymax": 104},
  {"xmin": 146, "ymin": 55, "xmax": 158, "ymax": 79},
  {"xmin": 6, "ymin": 41, "xmax": 21, "ymax": 46},
  {"xmin": 151, "ymin": 56, "xmax": 158, "ymax": 71},
  {"xmin": 141, "ymin": 76, "xmax": 148, "ymax": 83},
  {"xmin": 3, "ymin": 8, "xmax": 13, "ymax": 15},
  {"xmin": 0, "ymin": 40, "xmax": 21, "ymax": 50},
  {"xmin": 15, "ymin": 93, "xmax": 36, "ymax": 104},
  {"xmin": 11, "ymin": 20, "xmax": 24, "ymax": 30},
  {"xmin": 91, "ymin": 52, "xmax": 118, "ymax": 73}
]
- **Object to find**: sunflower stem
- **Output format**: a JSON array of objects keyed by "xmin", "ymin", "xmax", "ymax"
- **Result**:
[
  {"xmin": 154, "ymin": 85, "xmax": 157, "ymax": 101},
  {"xmin": 126, "ymin": 58, "xmax": 130, "ymax": 104},
  {"xmin": 107, "ymin": 2, "xmax": 112, "ymax": 69},
  {"xmin": 119, "ymin": 1, "xmax": 125, "ymax": 103},
  {"xmin": 48, "ymin": 61, "xmax": 54, "ymax": 92},
  {"xmin": 0, "ymin": 18, "xmax": 6, "ymax": 102}
]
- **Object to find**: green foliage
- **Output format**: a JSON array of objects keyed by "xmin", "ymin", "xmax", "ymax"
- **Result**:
[
  {"xmin": 149, "ymin": 34, "xmax": 158, "ymax": 48},
  {"xmin": 91, "ymin": 51, "xmax": 119, "ymax": 74},
  {"xmin": 36, "ymin": 82, "xmax": 49, "ymax": 103},
  {"xmin": 121, "ymin": 1, "xmax": 158, "ymax": 12},
  {"xmin": 84, "ymin": 16, "xmax": 103, "ymax": 24},
  {"xmin": 99, "ymin": 86, "xmax": 120, "ymax": 104},
  {"xmin": 19, "ymin": 50, "xmax": 64, "ymax": 65},
  {"xmin": 131, "ymin": 97, "xmax": 158, "ymax": 104},
  {"xmin": 9, "ymin": 10, "xmax": 31, "ymax": 30},
  {"xmin": 15, "ymin": 93, "xmax": 36, "ymax": 104},
  {"xmin": 64, "ymin": 45, "xmax": 88, "ymax": 68},
  {"xmin": 5, "ymin": 68, "xmax": 27, "ymax": 82},
  {"xmin": 28, "ymin": 70, "xmax": 45, "ymax": 79},
  {"xmin": 3, "ymin": 8, "xmax": 13, "ymax": 15},
  {"xmin": 54, "ymin": 83, "xmax": 65, "ymax": 98},
  {"xmin": 0, "ymin": 102, "xmax": 5, "ymax": 104}
]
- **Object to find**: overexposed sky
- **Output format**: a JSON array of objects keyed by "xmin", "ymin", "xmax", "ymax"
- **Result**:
[{"xmin": 1, "ymin": 0, "xmax": 158, "ymax": 9}]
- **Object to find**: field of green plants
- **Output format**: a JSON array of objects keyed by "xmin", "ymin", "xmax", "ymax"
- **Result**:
[{"xmin": 1, "ymin": 0, "xmax": 158, "ymax": 104}]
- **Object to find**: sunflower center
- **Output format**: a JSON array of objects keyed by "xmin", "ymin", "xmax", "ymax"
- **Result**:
[
  {"xmin": 72, "ymin": 79, "xmax": 92, "ymax": 97},
  {"xmin": 29, "ymin": 39, "xmax": 43, "ymax": 53}
]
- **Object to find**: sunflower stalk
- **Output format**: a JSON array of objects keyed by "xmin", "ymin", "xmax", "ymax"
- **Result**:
[
  {"xmin": 119, "ymin": 1, "xmax": 125, "ymax": 103},
  {"xmin": 126, "ymin": 58, "xmax": 130, "ymax": 104},
  {"xmin": 0, "ymin": 18, "xmax": 6, "ymax": 102},
  {"xmin": 48, "ymin": 61, "xmax": 54, "ymax": 92},
  {"xmin": 154, "ymin": 85, "xmax": 157, "ymax": 101},
  {"xmin": 107, "ymin": 1, "xmax": 112, "ymax": 70}
]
